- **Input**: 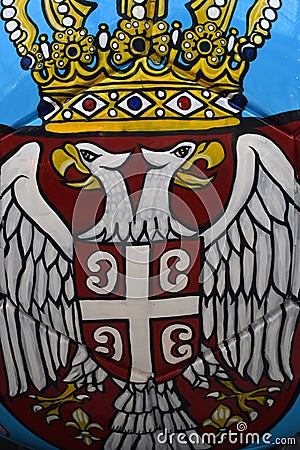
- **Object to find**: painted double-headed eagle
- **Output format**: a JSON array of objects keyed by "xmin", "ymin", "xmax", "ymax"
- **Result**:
[
  {"xmin": 1, "ymin": 133, "xmax": 299, "ymax": 448},
  {"xmin": 0, "ymin": 0, "xmax": 299, "ymax": 447}
]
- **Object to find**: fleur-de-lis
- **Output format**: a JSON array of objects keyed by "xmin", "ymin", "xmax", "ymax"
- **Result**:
[
  {"xmin": 202, "ymin": 404, "xmax": 243, "ymax": 435},
  {"xmin": 65, "ymin": 407, "xmax": 104, "ymax": 446}
]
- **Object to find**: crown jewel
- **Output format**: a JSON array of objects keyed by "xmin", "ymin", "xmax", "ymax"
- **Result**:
[{"xmin": 1, "ymin": 0, "xmax": 281, "ymax": 133}]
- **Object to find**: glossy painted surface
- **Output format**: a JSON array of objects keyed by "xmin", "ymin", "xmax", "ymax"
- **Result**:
[{"xmin": 0, "ymin": 1, "xmax": 299, "ymax": 449}]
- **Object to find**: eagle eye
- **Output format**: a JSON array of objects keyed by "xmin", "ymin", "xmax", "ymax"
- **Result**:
[
  {"xmin": 172, "ymin": 146, "xmax": 191, "ymax": 158},
  {"xmin": 80, "ymin": 149, "xmax": 101, "ymax": 162}
]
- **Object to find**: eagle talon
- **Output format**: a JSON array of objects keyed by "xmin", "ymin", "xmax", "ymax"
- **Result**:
[
  {"xmin": 46, "ymin": 414, "xmax": 59, "ymax": 424},
  {"xmin": 206, "ymin": 391, "xmax": 220, "ymax": 398},
  {"xmin": 206, "ymin": 380, "xmax": 280, "ymax": 421},
  {"xmin": 249, "ymin": 411, "xmax": 258, "ymax": 421},
  {"xmin": 29, "ymin": 384, "xmax": 90, "ymax": 421}
]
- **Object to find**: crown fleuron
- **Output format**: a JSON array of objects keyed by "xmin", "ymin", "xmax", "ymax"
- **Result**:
[{"xmin": 1, "ymin": 0, "xmax": 281, "ymax": 133}]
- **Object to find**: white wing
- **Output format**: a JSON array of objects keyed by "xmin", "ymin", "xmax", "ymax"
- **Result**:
[
  {"xmin": 0, "ymin": 142, "xmax": 101, "ymax": 396},
  {"xmin": 200, "ymin": 133, "xmax": 300, "ymax": 384}
]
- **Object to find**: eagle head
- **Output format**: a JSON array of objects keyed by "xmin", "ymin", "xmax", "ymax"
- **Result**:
[
  {"xmin": 141, "ymin": 140, "xmax": 225, "ymax": 189},
  {"xmin": 52, "ymin": 142, "xmax": 131, "ymax": 189}
]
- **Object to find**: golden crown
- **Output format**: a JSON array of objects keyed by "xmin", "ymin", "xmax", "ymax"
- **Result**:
[{"xmin": 1, "ymin": 0, "xmax": 281, "ymax": 133}]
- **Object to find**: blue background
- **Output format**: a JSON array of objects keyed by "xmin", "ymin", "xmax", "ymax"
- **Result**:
[{"xmin": 0, "ymin": 0, "xmax": 299, "ymax": 128}]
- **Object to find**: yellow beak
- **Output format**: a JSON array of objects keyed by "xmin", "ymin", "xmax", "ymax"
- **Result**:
[
  {"xmin": 174, "ymin": 141, "xmax": 225, "ymax": 189},
  {"xmin": 51, "ymin": 143, "xmax": 101, "ymax": 190}
]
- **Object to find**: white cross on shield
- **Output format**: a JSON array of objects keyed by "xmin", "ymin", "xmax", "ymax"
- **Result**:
[{"xmin": 78, "ymin": 240, "xmax": 202, "ymax": 382}]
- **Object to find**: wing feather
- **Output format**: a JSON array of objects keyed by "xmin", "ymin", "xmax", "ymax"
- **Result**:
[
  {"xmin": 239, "ymin": 209, "xmax": 256, "ymax": 248},
  {"xmin": 59, "ymin": 331, "xmax": 70, "ymax": 367},
  {"xmin": 202, "ymin": 300, "xmax": 214, "ymax": 340},
  {"xmin": 248, "ymin": 192, "xmax": 271, "ymax": 231},
  {"xmin": 64, "ymin": 271, "xmax": 75, "ymax": 299},
  {"xmin": 257, "ymin": 169, "xmax": 286, "ymax": 220},
  {"xmin": 280, "ymin": 299, "xmax": 299, "ymax": 380},
  {"xmin": 217, "ymin": 235, "xmax": 230, "ymax": 260},
  {"xmin": 4, "ymin": 202, "xmax": 21, "ymax": 241},
  {"xmin": 226, "ymin": 297, "xmax": 236, "ymax": 358},
  {"xmin": 228, "ymin": 248, "xmax": 240, "ymax": 294},
  {"xmin": 228, "ymin": 221, "xmax": 241, "ymax": 252},
  {"xmin": 0, "ymin": 301, "xmax": 28, "ymax": 396},
  {"xmin": 288, "ymin": 201, "xmax": 300, "ymax": 297},
  {"xmin": 0, "ymin": 143, "xmax": 82, "ymax": 395},
  {"xmin": 39, "ymin": 325, "xmax": 57, "ymax": 381},
  {"xmin": 219, "ymin": 341, "xmax": 231, "ymax": 367},
  {"xmin": 216, "ymin": 298, "xmax": 225, "ymax": 344},
  {"xmin": 272, "ymin": 222, "xmax": 291, "ymax": 293},
  {"xmin": 236, "ymin": 292, "xmax": 252, "ymax": 333},
  {"xmin": 201, "ymin": 262, "xmax": 214, "ymax": 298},
  {"xmin": 206, "ymin": 241, "xmax": 220, "ymax": 269},
  {"xmin": 20, "ymin": 217, "xmax": 33, "ymax": 256},
  {"xmin": 33, "ymin": 260, "xmax": 48, "ymax": 307},
  {"xmin": 242, "ymin": 247, "xmax": 254, "ymax": 297},
  {"xmin": 226, "ymin": 337, "xmax": 238, "ymax": 368},
  {"xmin": 18, "ymin": 254, "xmax": 35, "ymax": 312},
  {"xmin": 48, "ymin": 326, "xmax": 61, "ymax": 369},
  {"xmin": 19, "ymin": 311, "xmax": 48, "ymax": 391},
  {"xmin": 43, "ymin": 240, "xmax": 59, "ymax": 268},
  {"xmin": 264, "ymin": 307, "xmax": 284, "ymax": 382},
  {"xmin": 32, "ymin": 227, "xmax": 46, "ymax": 260},
  {"xmin": 58, "ymin": 255, "xmax": 69, "ymax": 277},
  {"xmin": 5, "ymin": 235, "xmax": 22, "ymax": 302},
  {"xmin": 48, "ymin": 266, "xmax": 63, "ymax": 302},
  {"xmin": 216, "ymin": 261, "xmax": 226, "ymax": 295},
  {"xmin": 201, "ymin": 133, "xmax": 300, "ymax": 384},
  {"xmin": 238, "ymin": 328, "xmax": 252, "ymax": 376},
  {"xmin": 247, "ymin": 318, "xmax": 264, "ymax": 383},
  {"xmin": 254, "ymin": 225, "xmax": 271, "ymax": 299}
]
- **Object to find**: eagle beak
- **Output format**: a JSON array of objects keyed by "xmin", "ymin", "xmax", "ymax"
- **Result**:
[
  {"xmin": 52, "ymin": 143, "xmax": 101, "ymax": 190},
  {"xmin": 174, "ymin": 141, "xmax": 225, "ymax": 189}
]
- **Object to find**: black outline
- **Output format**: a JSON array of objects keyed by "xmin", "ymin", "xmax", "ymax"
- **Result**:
[
  {"xmin": 70, "ymin": 92, "xmax": 109, "ymax": 119},
  {"xmin": 116, "ymin": 91, "xmax": 155, "ymax": 118},
  {"xmin": 164, "ymin": 90, "xmax": 207, "ymax": 117}
]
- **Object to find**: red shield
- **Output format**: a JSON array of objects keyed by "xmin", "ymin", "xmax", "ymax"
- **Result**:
[
  {"xmin": 75, "ymin": 238, "xmax": 202, "ymax": 381},
  {"xmin": 0, "ymin": 126, "xmax": 299, "ymax": 450}
]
